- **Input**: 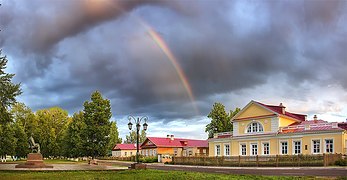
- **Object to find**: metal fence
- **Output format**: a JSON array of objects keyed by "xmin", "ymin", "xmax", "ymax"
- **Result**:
[{"xmin": 172, "ymin": 154, "xmax": 343, "ymax": 167}]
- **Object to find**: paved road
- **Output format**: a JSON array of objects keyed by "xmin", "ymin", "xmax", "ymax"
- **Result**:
[{"xmin": 98, "ymin": 160, "xmax": 347, "ymax": 177}]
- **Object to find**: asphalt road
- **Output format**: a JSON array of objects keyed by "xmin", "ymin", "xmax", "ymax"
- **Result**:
[{"xmin": 99, "ymin": 160, "xmax": 347, "ymax": 177}]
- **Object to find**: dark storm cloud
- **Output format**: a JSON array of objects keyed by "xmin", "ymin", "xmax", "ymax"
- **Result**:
[{"xmin": 1, "ymin": 0, "xmax": 347, "ymax": 123}]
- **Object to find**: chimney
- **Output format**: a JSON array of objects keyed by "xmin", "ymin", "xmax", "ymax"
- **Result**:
[
  {"xmin": 167, "ymin": 135, "xmax": 170, "ymax": 138},
  {"xmin": 313, "ymin": 115, "xmax": 317, "ymax": 123},
  {"xmin": 279, "ymin": 103, "xmax": 285, "ymax": 114},
  {"xmin": 170, "ymin": 135, "xmax": 174, "ymax": 141}
]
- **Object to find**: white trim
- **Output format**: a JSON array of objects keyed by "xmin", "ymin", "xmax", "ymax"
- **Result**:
[
  {"xmin": 250, "ymin": 142, "xmax": 258, "ymax": 156},
  {"xmin": 233, "ymin": 122, "xmax": 239, "ymax": 136},
  {"xmin": 271, "ymin": 117, "xmax": 279, "ymax": 132},
  {"xmin": 239, "ymin": 142, "xmax": 247, "ymax": 156},
  {"xmin": 292, "ymin": 139, "xmax": 302, "ymax": 155},
  {"xmin": 261, "ymin": 141, "xmax": 270, "ymax": 155},
  {"xmin": 223, "ymin": 143, "xmax": 230, "ymax": 156},
  {"xmin": 311, "ymin": 138, "xmax": 322, "ymax": 154},
  {"xmin": 280, "ymin": 140, "xmax": 288, "ymax": 155},
  {"xmin": 244, "ymin": 121, "xmax": 264, "ymax": 134},
  {"xmin": 323, "ymin": 138, "xmax": 334, "ymax": 154},
  {"xmin": 215, "ymin": 144, "xmax": 221, "ymax": 156}
]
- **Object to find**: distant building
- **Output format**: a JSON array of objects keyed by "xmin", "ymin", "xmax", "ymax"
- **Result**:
[
  {"xmin": 209, "ymin": 100, "xmax": 347, "ymax": 156},
  {"xmin": 141, "ymin": 135, "xmax": 208, "ymax": 162},
  {"xmin": 111, "ymin": 144, "xmax": 139, "ymax": 157}
]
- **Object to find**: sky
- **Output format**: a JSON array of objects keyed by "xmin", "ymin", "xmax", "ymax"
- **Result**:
[{"xmin": 1, "ymin": 0, "xmax": 347, "ymax": 140}]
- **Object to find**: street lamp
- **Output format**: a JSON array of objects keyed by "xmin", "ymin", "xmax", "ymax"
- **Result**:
[{"xmin": 128, "ymin": 115, "xmax": 148, "ymax": 164}]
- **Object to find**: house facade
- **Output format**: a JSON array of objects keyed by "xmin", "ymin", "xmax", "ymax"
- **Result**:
[
  {"xmin": 111, "ymin": 144, "xmax": 139, "ymax": 157},
  {"xmin": 141, "ymin": 135, "xmax": 208, "ymax": 162},
  {"xmin": 208, "ymin": 101, "xmax": 347, "ymax": 157}
]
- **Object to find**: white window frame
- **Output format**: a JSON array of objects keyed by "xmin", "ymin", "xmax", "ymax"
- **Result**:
[
  {"xmin": 245, "ymin": 121, "xmax": 264, "ymax": 133},
  {"xmin": 224, "ymin": 144, "xmax": 230, "ymax": 156},
  {"xmin": 324, "ymin": 139, "xmax": 334, "ymax": 153},
  {"xmin": 240, "ymin": 143, "xmax": 247, "ymax": 156},
  {"xmin": 312, "ymin": 139, "xmax": 321, "ymax": 154},
  {"xmin": 250, "ymin": 143, "xmax": 258, "ymax": 156},
  {"xmin": 292, "ymin": 140, "xmax": 301, "ymax": 155},
  {"xmin": 215, "ymin": 144, "xmax": 221, "ymax": 156},
  {"xmin": 261, "ymin": 142, "xmax": 270, "ymax": 155},
  {"xmin": 280, "ymin": 141, "xmax": 288, "ymax": 155}
]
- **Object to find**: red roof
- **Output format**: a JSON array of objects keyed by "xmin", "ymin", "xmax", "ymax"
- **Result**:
[
  {"xmin": 281, "ymin": 121, "xmax": 343, "ymax": 134},
  {"xmin": 141, "ymin": 137, "xmax": 208, "ymax": 148},
  {"xmin": 112, "ymin": 144, "xmax": 139, "ymax": 150},
  {"xmin": 255, "ymin": 101, "xmax": 306, "ymax": 121}
]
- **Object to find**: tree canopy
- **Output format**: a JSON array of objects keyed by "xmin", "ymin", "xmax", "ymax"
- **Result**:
[
  {"xmin": 205, "ymin": 102, "xmax": 240, "ymax": 138},
  {"xmin": 82, "ymin": 91, "xmax": 112, "ymax": 158},
  {"xmin": 124, "ymin": 130, "xmax": 146, "ymax": 144}
]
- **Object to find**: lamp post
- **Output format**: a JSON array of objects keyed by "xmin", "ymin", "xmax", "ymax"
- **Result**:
[{"xmin": 127, "ymin": 115, "xmax": 148, "ymax": 164}]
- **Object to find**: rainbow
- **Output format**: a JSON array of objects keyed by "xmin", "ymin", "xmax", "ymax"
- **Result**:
[{"xmin": 140, "ymin": 21, "xmax": 199, "ymax": 115}]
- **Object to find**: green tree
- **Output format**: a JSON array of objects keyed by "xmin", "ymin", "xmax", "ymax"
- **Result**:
[
  {"xmin": 11, "ymin": 102, "xmax": 37, "ymax": 138},
  {"xmin": 108, "ymin": 121, "xmax": 122, "ymax": 153},
  {"xmin": 205, "ymin": 102, "xmax": 240, "ymax": 138},
  {"xmin": 63, "ymin": 111, "xmax": 85, "ymax": 158},
  {"xmin": 0, "ymin": 124, "xmax": 16, "ymax": 156},
  {"xmin": 0, "ymin": 52, "xmax": 22, "ymax": 124},
  {"xmin": 13, "ymin": 122, "xmax": 29, "ymax": 157},
  {"xmin": 124, "ymin": 130, "xmax": 146, "ymax": 144},
  {"xmin": 82, "ymin": 91, "xmax": 112, "ymax": 158},
  {"xmin": 35, "ymin": 107, "xmax": 70, "ymax": 157}
]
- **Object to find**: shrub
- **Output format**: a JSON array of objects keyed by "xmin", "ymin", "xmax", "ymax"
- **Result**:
[
  {"xmin": 139, "ymin": 156, "xmax": 158, "ymax": 163},
  {"xmin": 334, "ymin": 159, "xmax": 347, "ymax": 166}
]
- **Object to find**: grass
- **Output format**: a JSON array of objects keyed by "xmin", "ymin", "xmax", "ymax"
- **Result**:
[{"xmin": 0, "ymin": 169, "xmax": 330, "ymax": 180}]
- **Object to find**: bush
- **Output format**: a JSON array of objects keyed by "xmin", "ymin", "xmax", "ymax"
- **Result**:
[
  {"xmin": 139, "ymin": 156, "xmax": 158, "ymax": 163},
  {"xmin": 334, "ymin": 159, "xmax": 347, "ymax": 166}
]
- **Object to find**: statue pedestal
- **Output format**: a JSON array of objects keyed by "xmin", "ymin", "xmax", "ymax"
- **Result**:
[{"xmin": 15, "ymin": 153, "xmax": 53, "ymax": 168}]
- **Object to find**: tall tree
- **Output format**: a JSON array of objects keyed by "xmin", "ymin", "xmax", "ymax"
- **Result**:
[
  {"xmin": 124, "ymin": 130, "xmax": 146, "ymax": 144},
  {"xmin": 0, "ymin": 124, "xmax": 16, "ymax": 156},
  {"xmin": 13, "ymin": 122, "xmax": 29, "ymax": 157},
  {"xmin": 35, "ymin": 107, "xmax": 70, "ymax": 157},
  {"xmin": 11, "ymin": 102, "xmax": 37, "ymax": 138},
  {"xmin": 0, "ymin": 52, "xmax": 22, "ymax": 124},
  {"xmin": 205, "ymin": 102, "xmax": 240, "ymax": 138},
  {"xmin": 63, "ymin": 111, "xmax": 85, "ymax": 158},
  {"xmin": 108, "ymin": 121, "xmax": 122, "ymax": 152},
  {"xmin": 82, "ymin": 91, "xmax": 112, "ymax": 158}
]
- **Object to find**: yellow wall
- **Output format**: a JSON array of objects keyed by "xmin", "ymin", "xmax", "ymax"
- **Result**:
[
  {"xmin": 209, "ymin": 132, "xmax": 345, "ymax": 156},
  {"xmin": 236, "ymin": 103, "xmax": 273, "ymax": 119},
  {"xmin": 279, "ymin": 116, "xmax": 297, "ymax": 127}
]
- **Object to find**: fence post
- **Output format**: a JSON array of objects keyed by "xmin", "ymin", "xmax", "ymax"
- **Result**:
[
  {"xmin": 256, "ymin": 155, "xmax": 259, "ymax": 167},
  {"xmin": 323, "ymin": 153, "xmax": 326, "ymax": 167},
  {"xmin": 238, "ymin": 155, "xmax": 241, "ymax": 167},
  {"xmin": 276, "ymin": 155, "xmax": 279, "ymax": 167}
]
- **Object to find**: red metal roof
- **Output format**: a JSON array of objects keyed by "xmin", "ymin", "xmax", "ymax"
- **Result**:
[
  {"xmin": 281, "ymin": 121, "xmax": 343, "ymax": 134},
  {"xmin": 255, "ymin": 101, "xmax": 306, "ymax": 121},
  {"xmin": 112, "ymin": 144, "xmax": 139, "ymax": 150},
  {"xmin": 142, "ymin": 137, "xmax": 208, "ymax": 148}
]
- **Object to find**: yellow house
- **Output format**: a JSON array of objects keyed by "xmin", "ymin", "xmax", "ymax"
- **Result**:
[
  {"xmin": 111, "ymin": 144, "xmax": 138, "ymax": 157},
  {"xmin": 208, "ymin": 101, "xmax": 347, "ymax": 157}
]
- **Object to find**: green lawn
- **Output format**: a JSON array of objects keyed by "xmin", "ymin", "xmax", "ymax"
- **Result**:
[{"xmin": 0, "ymin": 169, "xmax": 328, "ymax": 180}]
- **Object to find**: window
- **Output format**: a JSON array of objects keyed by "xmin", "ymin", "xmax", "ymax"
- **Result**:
[
  {"xmin": 325, "ymin": 139, "xmax": 333, "ymax": 153},
  {"xmin": 251, "ymin": 143, "xmax": 258, "ymax": 155},
  {"xmin": 130, "ymin": 152, "xmax": 133, "ymax": 156},
  {"xmin": 215, "ymin": 145, "xmax": 221, "ymax": 156},
  {"xmin": 224, "ymin": 144, "xmax": 230, "ymax": 156},
  {"xmin": 293, "ymin": 141, "xmax": 301, "ymax": 154},
  {"xmin": 149, "ymin": 149, "xmax": 153, "ymax": 156},
  {"xmin": 125, "ymin": 152, "xmax": 127, "ymax": 156},
  {"xmin": 203, "ymin": 149, "xmax": 206, "ymax": 154},
  {"xmin": 281, "ymin": 142, "xmax": 288, "ymax": 155},
  {"xmin": 247, "ymin": 122, "xmax": 264, "ymax": 133},
  {"xmin": 189, "ymin": 150, "xmax": 193, "ymax": 156},
  {"xmin": 312, "ymin": 140, "xmax": 320, "ymax": 154},
  {"xmin": 262, "ymin": 142, "xmax": 269, "ymax": 155},
  {"xmin": 174, "ymin": 148, "xmax": 178, "ymax": 156},
  {"xmin": 146, "ymin": 150, "xmax": 148, "ymax": 156},
  {"xmin": 153, "ymin": 149, "xmax": 157, "ymax": 156},
  {"xmin": 240, "ymin": 144, "xmax": 246, "ymax": 155}
]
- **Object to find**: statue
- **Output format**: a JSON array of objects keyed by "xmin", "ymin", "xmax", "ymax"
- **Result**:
[{"xmin": 28, "ymin": 136, "xmax": 40, "ymax": 154}]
